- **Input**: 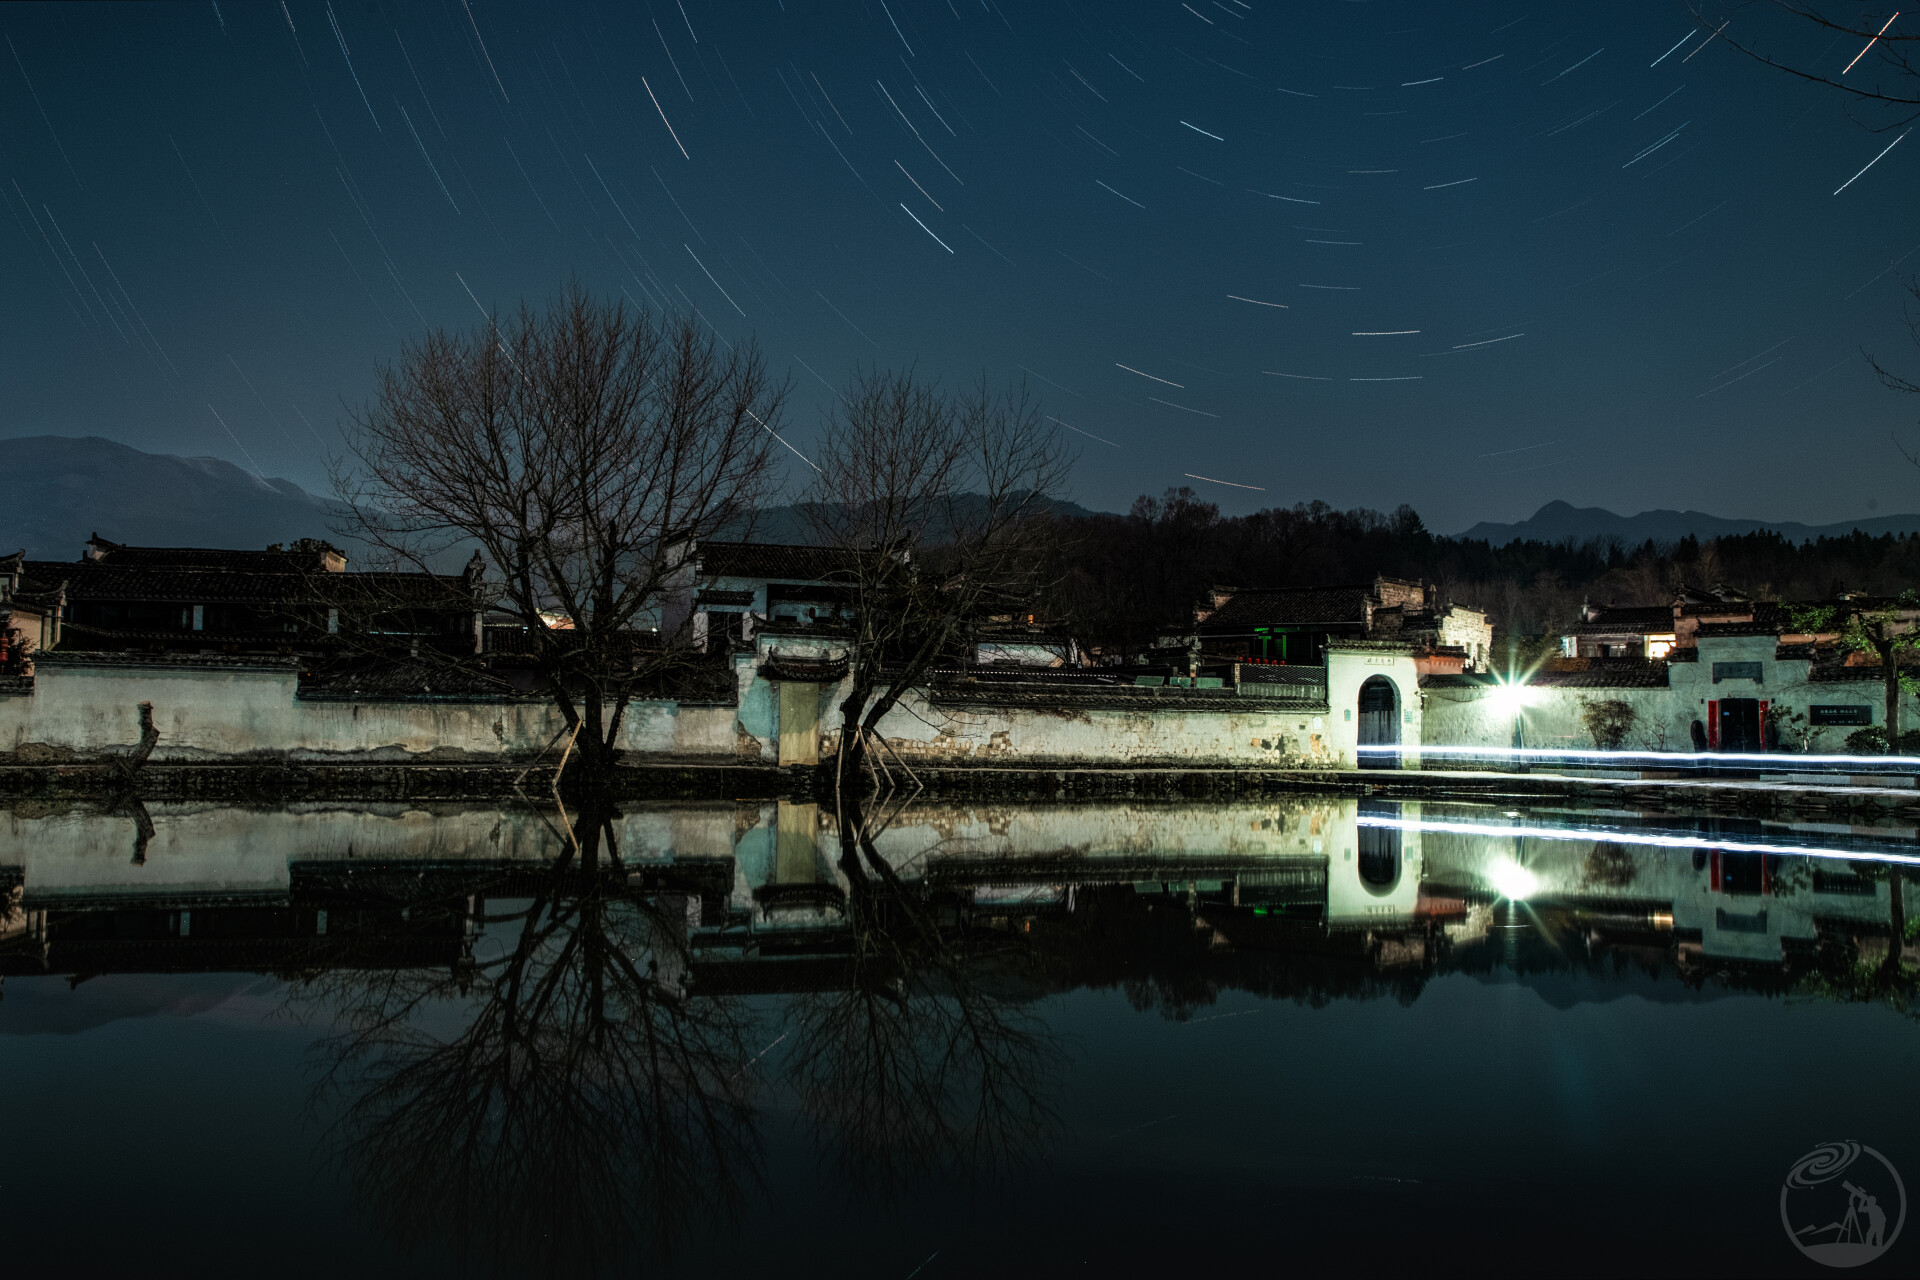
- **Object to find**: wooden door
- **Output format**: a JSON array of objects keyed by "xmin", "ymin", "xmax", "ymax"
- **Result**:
[{"xmin": 778, "ymin": 682, "xmax": 820, "ymax": 765}]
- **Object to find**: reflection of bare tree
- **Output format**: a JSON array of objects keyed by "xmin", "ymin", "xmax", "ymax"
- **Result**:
[
  {"xmin": 300, "ymin": 810, "xmax": 760, "ymax": 1274},
  {"xmin": 784, "ymin": 807, "xmax": 1060, "ymax": 1197}
]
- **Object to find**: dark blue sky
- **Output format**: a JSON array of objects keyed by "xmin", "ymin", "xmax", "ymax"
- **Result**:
[{"xmin": 3, "ymin": 1, "xmax": 1918, "ymax": 531}]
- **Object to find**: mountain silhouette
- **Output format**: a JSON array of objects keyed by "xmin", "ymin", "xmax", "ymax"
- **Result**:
[
  {"xmin": 2, "ymin": 435, "xmax": 1101, "ymax": 560},
  {"xmin": 2, "ymin": 435, "xmax": 345, "ymax": 559},
  {"xmin": 1456, "ymin": 499, "xmax": 1920, "ymax": 547}
]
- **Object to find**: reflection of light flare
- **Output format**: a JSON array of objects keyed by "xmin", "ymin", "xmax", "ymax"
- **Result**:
[
  {"xmin": 1356, "ymin": 815, "xmax": 1920, "ymax": 867},
  {"xmin": 1487, "ymin": 861, "xmax": 1538, "ymax": 901},
  {"xmin": 1356, "ymin": 742, "xmax": 1920, "ymax": 766}
]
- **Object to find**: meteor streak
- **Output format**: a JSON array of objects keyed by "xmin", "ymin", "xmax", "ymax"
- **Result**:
[
  {"xmin": 1115, "ymin": 363, "xmax": 1182, "ymax": 387},
  {"xmin": 1844, "ymin": 12, "xmax": 1899, "ymax": 73},
  {"xmin": 1834, "ymin": 128, "xmax": 1910, "ymax": 194},
  {"xmin": 899, "ymin": 204, "xmax": 954, "ymax": 253}
]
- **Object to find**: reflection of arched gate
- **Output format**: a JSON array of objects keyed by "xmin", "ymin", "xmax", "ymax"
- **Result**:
[
  {"xmin": 1357, "ymin": 800, "xmax": 1403, "ymax": 892},
  {"xmin": 1357, "ymin": 675, "xmax": 1400, "ymax": 770}
]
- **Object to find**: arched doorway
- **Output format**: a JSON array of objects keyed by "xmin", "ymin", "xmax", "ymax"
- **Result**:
[{"xmin": 1357, "ymin": 675, "xmax": 1400, "ymax": 769}]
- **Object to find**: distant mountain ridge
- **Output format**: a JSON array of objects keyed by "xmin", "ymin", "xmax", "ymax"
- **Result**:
[
  {"xmin": 3, "ymin": 435, "xmax": 346, "ymax": 560},
  {"xmin": 1, "ymin": 435, "xmax": 1101, "ymax": 560},
  {"xmin": 1456, "ymin": 500, "xmax": 1920, "ymax": 547}
]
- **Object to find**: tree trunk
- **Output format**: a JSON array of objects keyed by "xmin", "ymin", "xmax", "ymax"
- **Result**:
[
  {"xmin": 1884, "ymin": 639, "xmax": 1902, "ymax": 750},
  {"xmin": 836, "ymin": 686, "xmax": 875, "ymax": 791},
  {"xmin": 565, "ymin": 687, "xmax": 619, "ymax": 797}
]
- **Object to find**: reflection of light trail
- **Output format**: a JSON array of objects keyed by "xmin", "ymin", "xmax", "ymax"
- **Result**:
[
  {"xmin": 1356, "ymin": 814, "xmax": 1920, "ymax": 866},
  {"xmin": 1356, "ymin": 743, "xmax": 1920, "ymax": 768}
]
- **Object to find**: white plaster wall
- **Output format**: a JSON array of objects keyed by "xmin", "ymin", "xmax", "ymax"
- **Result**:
[
  {"xmin": 0, "ymin": 663, "xmax": 742, "ymax": 762},
  {"xmin": 848, "ymin": 688, "xmax": 1338, "ymax": 767},
  {"xmin": 1325, "ymin": 650, "xmax": 1423, "ymax": 769},
  {"xmin": 1420, "ymin": 635, "xmax": 1920, "ymax": 754}
]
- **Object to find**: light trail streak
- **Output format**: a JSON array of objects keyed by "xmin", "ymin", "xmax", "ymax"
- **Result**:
[
  {"xmin": 898, "ymin": 204, "xmax": 953, "ymax": 253},
  {"xmin": 1115, "ymin": 363, "xmax": 1182, "ymax": 387},
  {"xmin": 1844, "ymin": 12, "xmax": 1900, "ymax": 73},
  {"xmin": 1227, "ymin": 294, "xmax": 1289, "ymax": 307},
  {"xmin": 1834, "ymin": 128, "xmax": 1910, "ymax": 194},
  {"xmin": 1650, "ymin": 30, "xmax": 1695, "ymax": 67},
  {"xmin": 643, "ymin": 77, "xmax": 690, "ymax": 158},
  {"xmin": 1356, "ymin": 814, "xmax": 1920, "ymax": 867},
  {"xmin": 685, "ymin": 244, "xmax": 746, "ymax": 314},
  {"xmin": 1185, "ymin": 472, "xmax": 1264, "ymax": 489},
  {"xmin": 1681, "ymin": 21, "xmax": 1728, "ymax": 63},
  {"xmin": 1358, "ymin": 742, "xmax": 1920, "ymax": 767},
  {"xmin": 1047, "ymin": 415, "xmax": 1119, "ymax": 447}
]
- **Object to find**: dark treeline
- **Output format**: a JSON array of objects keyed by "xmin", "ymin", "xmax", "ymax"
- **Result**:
[{"xmin": 1043, "ymin": 488, "xmax": 1920, "ymax": 656}]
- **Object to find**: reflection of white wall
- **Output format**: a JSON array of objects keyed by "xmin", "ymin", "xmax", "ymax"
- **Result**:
[
  {"xmin": 1415, "ymin": 822, "xmax": 1897, "ymax": 963},
  {"xmin": 1327, "ymin": 801, "xmax": 1421, "ymax": 928},
  {"xmin": 4, "ymin": 802, "xmax": 742, "ymax": 903}
]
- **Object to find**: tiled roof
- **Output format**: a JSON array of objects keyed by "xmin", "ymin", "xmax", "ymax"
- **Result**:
[
  {"xmin": 1582, "ymin": 610, "xmax": 1674, "ymax": 629},
  {"xmin": 1201, "ymin": 586, "xmax": 1369, "ymax": 629},
  {"xmin": 19, "ymin": 562, "xmax": 472, "ymax": 606},
  {"xmin": 34, "ymin": 651, "xmax": 299, "ymax": 671},
  {"xmin": 1574, "ymin": 605, "xmax": 1675, "ymax": 631},
  {"xmin": 1695, "ymin": 621, "xmax": 1782, "ymax": 638},
  {"xmin": 86, "ymin": 545, "xmax": 342, "ymax": 572},
  {"xmin": 929, "ymin": 683, "xmax": 1328, "ymax": 713},
  {"xmin": 1529, "ymin": 658, "xmax": 1670, "ymax": 688},
  {"xmin": 1808, "ymin": 659, "xmax": 1920, "ymax": 683},
  {"xmin": 698, "ymin": 541, "xmax": 855, "ymax": 581},
  {"xmin": 759, "ymin": 655, "xmax": 849, "ymax": 682}
]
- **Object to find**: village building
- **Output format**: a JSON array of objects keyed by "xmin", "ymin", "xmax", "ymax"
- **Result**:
[
  {"xmin": 2, "ymin": 534, "xmax": 486, "ymax": 661},
  {"xmin": 1187, "ymin": 575, "xmax": 1492, "ymax": 673},
  {"xmin": 669, "ymin": 541, "xmax": 857, "ymax": 652}
]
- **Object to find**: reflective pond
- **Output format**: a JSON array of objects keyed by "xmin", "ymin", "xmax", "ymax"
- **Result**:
[{"xmin": 3, "ymin": 796, "xmax": 1917, "ymax": 1276}]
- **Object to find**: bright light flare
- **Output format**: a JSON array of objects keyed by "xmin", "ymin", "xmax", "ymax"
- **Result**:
[
  {"xmin": 1486, "ymin": 680, "xmax": 1536, "ymax": 714},
  {"xmin": 1487, "ymin": 861, "xmax": 1539, "ymax": 901}
]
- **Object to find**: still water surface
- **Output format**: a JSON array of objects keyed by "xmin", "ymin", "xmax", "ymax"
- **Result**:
[{"xmin": 2, "ymin": 796, "xmax": 1917, "ymax": 1276}]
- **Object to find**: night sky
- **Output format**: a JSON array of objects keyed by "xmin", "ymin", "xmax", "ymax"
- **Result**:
[{"xmin": 4, "ymin": 1, "xmax": 1919, "ymax": 532}]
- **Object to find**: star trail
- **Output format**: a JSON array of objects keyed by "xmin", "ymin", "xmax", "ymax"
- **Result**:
[{"xmin": 2, "ymin": 1, "xmax": 1918, "ymax": 530}]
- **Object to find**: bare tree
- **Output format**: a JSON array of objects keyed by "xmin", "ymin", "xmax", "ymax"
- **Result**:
[
  {"xmin": 785, "ymin": 824, "xmax": 1061, "ymax": 1194},
  {"xmin": 802, "ymin": 369, "xmax": 1072, "ymax": 791},
  {"xmin": 334, "ymin": 284, "xmax": 789, "ymax": 791},
  {"xmin": 304, "ymin": 818, "xmax": 762, "ymax": 1273},
  {"xmin": 1699, "ymin": 3, "xmax": 1920, "ymax": 124}
]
